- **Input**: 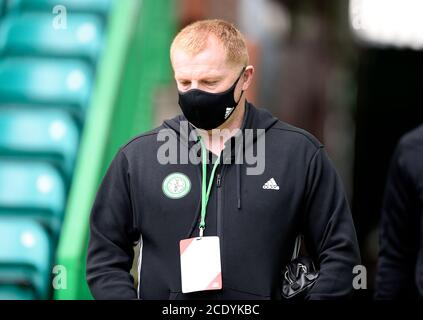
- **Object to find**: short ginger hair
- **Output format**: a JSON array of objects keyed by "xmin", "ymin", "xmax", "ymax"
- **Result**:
[{"xmin": 170, "ymin": 19, "xmax": 249, "ymax": 67}]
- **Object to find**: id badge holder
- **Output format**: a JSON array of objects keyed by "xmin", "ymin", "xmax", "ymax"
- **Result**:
[{"xmin": 179, "ymin": 235, "xmax": 222, "ymax": 293}]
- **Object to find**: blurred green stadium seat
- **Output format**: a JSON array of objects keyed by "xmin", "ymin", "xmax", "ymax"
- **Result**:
[
  {"xmin": 0, "ymin": 57, "xmax": 93, "ymax": 120},
  {"xmin": 7, "ymin": 0, "xmax": 113, "ymax": 18},
  {"xmin": 0, "ymin": 218, "xmax": 51, "ymax": 299},
  {"xmin": 0, "ymin": 0, "xmax": 4, "ymax": 17},
  {"xmin": 0, "ymin": 284, "xmax": 36, "ymax": 300},
  {"xmin": 0, "ymin": 108, "xmax": 79, "ymax": 179},
  {"xmin": 0, "ymin": 0, "xmax": 120, "ymax": 301},
  {"xmin": 0, "ymin": 161, "xmax": 66, "ymax": 234},
  {"xmin": 0, "ymin": 13, "xmax": 104, "ymax": 64}
]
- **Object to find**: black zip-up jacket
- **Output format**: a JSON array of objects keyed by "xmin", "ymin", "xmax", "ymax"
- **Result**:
[
  {"xmin": 86, "ymin": 102, "xmax": 360, "ymax": 300},
  {"xmin": 375, "ymin": 124, "xmax": 423, "ymax": 299}
]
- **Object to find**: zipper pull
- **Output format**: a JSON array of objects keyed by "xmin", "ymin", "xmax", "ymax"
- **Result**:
[{"xmin": 216, "ymin": 174, "xmax": 221, "ymax": 187}]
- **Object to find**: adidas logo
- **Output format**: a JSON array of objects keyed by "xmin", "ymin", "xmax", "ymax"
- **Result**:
[
  {"xmin": 263, "ymin": 178, "xmax": 279, "ymax": 190},
  {"xmin": 225, "ymin": 107, "xmax": 234, "ymax": 119}
]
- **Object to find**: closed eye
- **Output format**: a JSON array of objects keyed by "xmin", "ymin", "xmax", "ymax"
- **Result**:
[{"xmin": 201, "ymin": 80, "xmax": 218, "ymax": 86}]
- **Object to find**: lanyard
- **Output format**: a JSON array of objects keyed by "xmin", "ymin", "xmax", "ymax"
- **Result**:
[{"xmin": 198, "ymin": 136, "xmax": 221, "ymax": 237}]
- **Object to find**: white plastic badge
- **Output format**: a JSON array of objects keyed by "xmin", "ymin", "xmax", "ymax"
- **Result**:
[{"xmin": 179, "ymin": 236, "xmax": 222, "ymax": 293}]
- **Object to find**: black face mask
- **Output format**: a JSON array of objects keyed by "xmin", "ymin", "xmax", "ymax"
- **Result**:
[{"xmin": 178, "ymin": 67, "xmax": 245, "ymax": 130}]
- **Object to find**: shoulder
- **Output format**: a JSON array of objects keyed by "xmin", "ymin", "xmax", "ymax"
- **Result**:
[
  {"xmin": 394, "ymin": 124, "xmax": 423, "ymax": 180},
  {"xmin": 249, "ymin": 103, "xmax": 323, "ymax": 151},
  {"xmin": 119, "ymin": 125, "xmax": 165, "ymax": 157},
  {"xmin": 269, "ymin": 120, "xmax": 323, "ymax": 151},
  {"xmin": 398, "ymin": 124, "xmax": 423, "ymax": 152}
]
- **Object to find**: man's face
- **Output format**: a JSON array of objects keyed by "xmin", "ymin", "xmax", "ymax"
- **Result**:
[{"xmin": 172, "ymin": 35, "xmax": 244, "ymax": 97}]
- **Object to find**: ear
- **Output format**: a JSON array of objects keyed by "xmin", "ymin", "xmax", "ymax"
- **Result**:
[{"xmin": 241, "ymin": 65, "xmax": 254, "ymax": 91}]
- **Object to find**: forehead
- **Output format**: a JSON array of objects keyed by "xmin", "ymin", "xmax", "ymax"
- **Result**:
[{"xmin": 172, "ymin": 36, "xmax": 233, "ymax": 78}]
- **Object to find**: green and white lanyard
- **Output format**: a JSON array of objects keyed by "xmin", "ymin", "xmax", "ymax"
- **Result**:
[{"xmin": 198, "ymin": 136, "xmax": 221, "ymax": 237}]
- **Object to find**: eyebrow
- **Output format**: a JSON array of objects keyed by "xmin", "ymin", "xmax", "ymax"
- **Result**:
[
  {"xmin": 176, "ymin": 75, "xmax": 224, "ymax": 82},
  {"xmin": 200, "ymin": 76, "xmax": 223, "ymax": 81}
]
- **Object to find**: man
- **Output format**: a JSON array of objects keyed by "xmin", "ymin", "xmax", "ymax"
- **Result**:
[
  {"xmin": 375, "ymin": 125, "xmax": 423, "ymax": 299},
  {"xmin": 86, "ymin": 19, "xmax": 360, "ymax": 300}
]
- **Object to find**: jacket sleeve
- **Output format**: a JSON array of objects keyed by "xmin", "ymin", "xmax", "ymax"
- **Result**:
[
  {"xmin": 86, "ymin": 149, "xmax": 139, "ymax": 300},
  {"xmin": 375, "ymin": 145, "xmax": 419, "ymax": 299},
  {"xmin": 302, "ymin": 147, "xmax": 361, "ymax": 299}
]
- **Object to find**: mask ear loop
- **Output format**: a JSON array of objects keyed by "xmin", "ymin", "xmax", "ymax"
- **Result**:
[{"xmin": 235, "ymin": 66, "xmax": 247, "ymax": 104}]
